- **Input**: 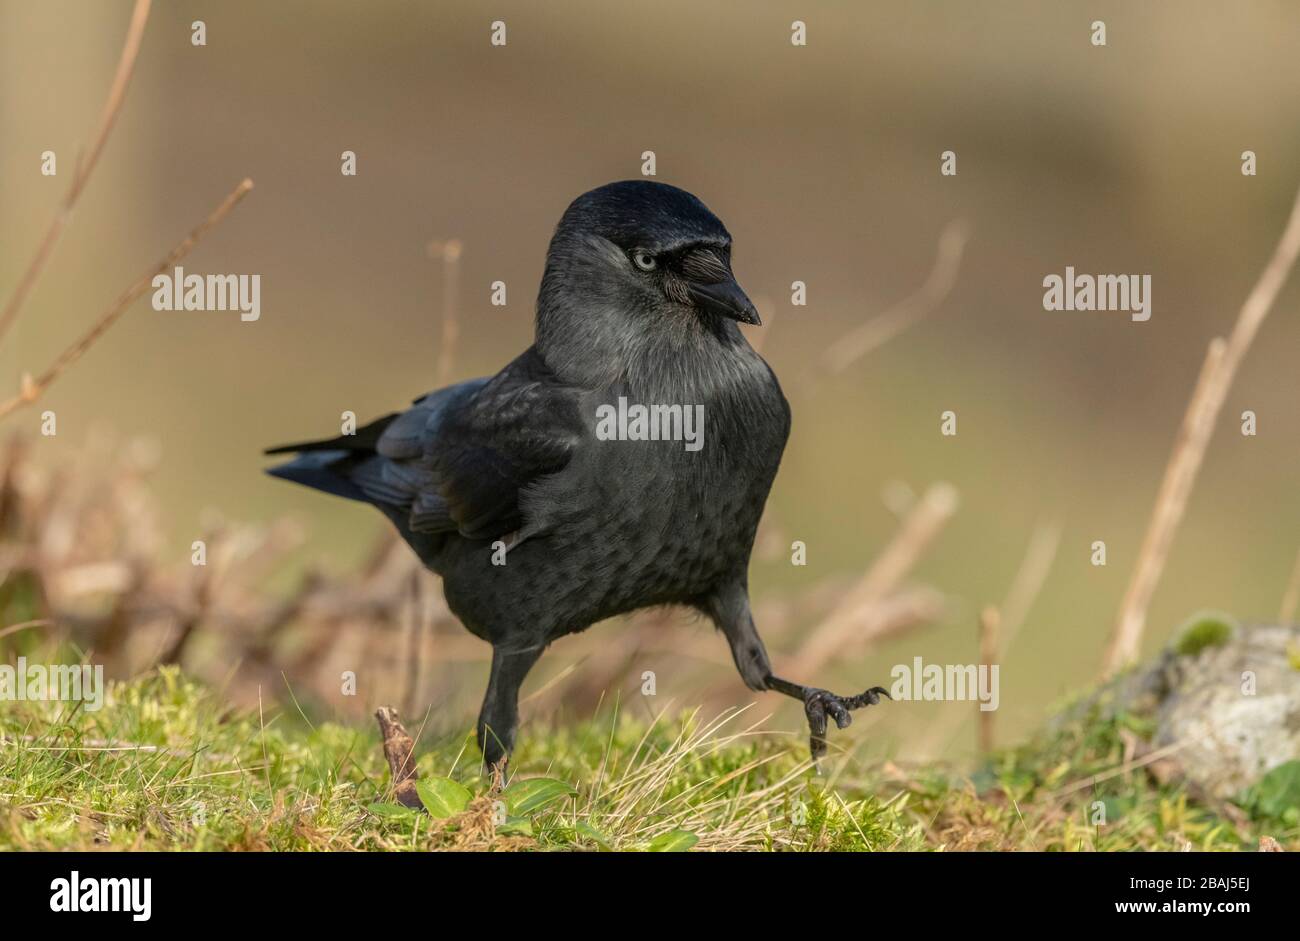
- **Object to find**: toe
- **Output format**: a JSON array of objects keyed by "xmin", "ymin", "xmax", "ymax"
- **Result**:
[
  {"xmin": 809, "ymin": 735, "xmax": 828, "ymax": 761},
  {"xmin": 828, "ymin": 698, "xmax": 852, "ymax": 729}
]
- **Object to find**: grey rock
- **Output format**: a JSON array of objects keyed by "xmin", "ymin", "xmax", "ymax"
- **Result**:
[{"xmin": 1149, "ymin": 623, "xmax": 1300, "ymax": 798}]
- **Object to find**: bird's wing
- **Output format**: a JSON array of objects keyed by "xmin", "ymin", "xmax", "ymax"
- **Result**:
[{"xmin": 375, "ymin": 347, "xmax": 583, "ymax": 541}]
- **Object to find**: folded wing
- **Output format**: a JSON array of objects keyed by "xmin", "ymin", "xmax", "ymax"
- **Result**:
[{"xmin": 265, "ymin": 347, "xmax": 582, "ymax": 547}]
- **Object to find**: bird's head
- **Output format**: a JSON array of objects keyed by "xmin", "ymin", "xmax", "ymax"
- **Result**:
[{"xmin": 536, "ymin": 181, "xmax": 761, "ymax": 381}]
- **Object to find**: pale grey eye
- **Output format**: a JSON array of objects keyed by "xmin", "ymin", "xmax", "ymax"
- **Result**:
[{"xmin": 632, "ymin": 249, "xmax": 657, "ymax": 271}]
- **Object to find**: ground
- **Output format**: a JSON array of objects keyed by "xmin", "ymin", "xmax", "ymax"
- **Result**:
[{"xmin": 1, "ymin": 668, "xmax": 1293, "ymax": 851}]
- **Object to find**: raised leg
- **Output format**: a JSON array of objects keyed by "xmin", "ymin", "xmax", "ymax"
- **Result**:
[
  {"xmin": 764, "ymin": 675, "xmax": 889, "ymax": 760},
  {"xmin": 477, "ymin": 643, "xmax": 544, "ymax": 777},
  {"xmin": 706, "ymin": 582, "xmax": 890, "ymax": 762}
]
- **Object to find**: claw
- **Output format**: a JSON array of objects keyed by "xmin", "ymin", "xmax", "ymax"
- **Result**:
[
  {"xmin": 800, "ymin": 684, "xmax": 891, "ymax": 762},
  {"xmin": 828, "ymin": 699, "xmax": 852, "ymax": 729}
]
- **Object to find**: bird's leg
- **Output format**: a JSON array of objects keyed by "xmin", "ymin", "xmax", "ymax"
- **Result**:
[
  {"xmin": 706, "ymin": 584, "xmax": 889, "ymax": 762},
  {"xmin": 476, "ymin": 644, "xmax": 544, "ymax": 783},
  {"xmin": 764, "ymin": 674, "xmax": 890, "ymax": 761}
]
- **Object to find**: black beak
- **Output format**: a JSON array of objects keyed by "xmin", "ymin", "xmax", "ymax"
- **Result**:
[{"xmin": 687, "ymin": 278, "xmax": 762, "ymax": 326}]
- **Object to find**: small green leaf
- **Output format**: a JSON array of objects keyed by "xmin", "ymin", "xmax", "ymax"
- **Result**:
[
  {"xmin": 416, "ymin": 778, "xmax": 472, "ymax": 819},
  {"xmin": 368, "ymin": 802, "xmax": 418, "ymax": 819},
  {"xmin": 498, "ymin": 816, "xmax": 534, "ymax": 837},
  {"xmin": 505, "ymin": 777, "xmax": 576, "ymax": 815},
  {"xmin": 647, "ymin": 829, "xmax": 698, "ymax": 852},
  {"xmin": 1241, "ymin": 760, "xmax": 1300, "ymax": 820},
  {"xmin": 575, "ymin": 821, "xmax": 612, "ymax": 851}
]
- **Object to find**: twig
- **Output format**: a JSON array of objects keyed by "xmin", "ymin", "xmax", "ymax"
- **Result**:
[
  {"xmin": 1105, "ymin": 183, "xmax": 1300, "ymax": 675},
  {"xmin": 401, "ymin": 570, "xmax": 425, "ymax": 717},
  {"xmin": 158, "ymin": 532, "xmax": 217, "ymax": 666},
  {"xmin": 977, "ymin": 606, "xmax": 1000, "ymax": 754},
  {"xmin": 1104, "ymin": 185, "xmax": 1300, "ymax": 674},
  {"xmin": 914, "ymin": 521, "xmax": 1059, "ymax": 759},
  {"xmin": 1103, "ymin": 341, "xmax": 1225, "ymax": 674},
  {"xmin": 823, "ymin": 220, "xmax": 971, "ymax": 373},
  {"xmin": 784, "ymin": 482, "xmax": 958, "ymax": 677},
  {"xmin": 375, "ymin": 706, "xmax": 423, "ymax": 808},
  {"xmin": 0, "ymin": 619, "xmax": 54, "ymax": 641},
  {"xmin": 0, "ymin": 179, "xmax": 255, "ymax": 421},
  {"xmin": 998, "ymin": 520, "xmax": 1061, "ymax": 652},
  {"xmin": 1053, "ymin": 739, "xmax": 1192, "ymax": 798},
  {"xmin": 3, "ymin": 733, "xmax": 231, "ymax": 761},
  {"xmin": 0, "ymin": 0, "xmax": 153, "ymax": 345}
]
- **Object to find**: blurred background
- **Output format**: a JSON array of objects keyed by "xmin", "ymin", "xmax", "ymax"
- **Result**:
[{"xmin": 1, "ymin": 0, "xmax": 1298, "ymax": 763}]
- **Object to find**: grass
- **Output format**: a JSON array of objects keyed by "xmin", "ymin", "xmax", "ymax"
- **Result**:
[{"xmin": 2, "ymin": 666, "xmax": 1292, "ymax": 852}]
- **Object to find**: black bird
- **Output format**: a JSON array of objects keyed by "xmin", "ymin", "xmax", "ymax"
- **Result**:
[{"xmin": 266, "ymin": 181, "xmax": 887, "ymax": 770}]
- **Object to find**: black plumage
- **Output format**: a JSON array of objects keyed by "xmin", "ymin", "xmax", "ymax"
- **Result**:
[{"xmin": 267, "ymin": 180, "xmax": 886, "ymax": 769}]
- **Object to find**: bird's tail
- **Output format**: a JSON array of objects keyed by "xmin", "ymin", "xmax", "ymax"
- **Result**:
[{"xmin": 264, "ymin": 413, "xmax": 399, "ymax": 503}]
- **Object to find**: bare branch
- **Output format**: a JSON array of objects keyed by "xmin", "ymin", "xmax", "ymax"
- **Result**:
[
  {"xmin": 977, "ymin": 606, "xmax": 1000, "ymax": 754},
  {"xmin": 0, "ymin": 179, "xmax": 255, "ymax": 421},
  {"xmin": 0, "ymin": 0, "xmax": 153, "ymax": 345},
  {"xmin": 1103, "ymin": 183, "xmax": 1300, "ymax": 676},
  {"xmin": 784, "ymin": 481, "xmax": 958, "ymax": 677},
  {"xmin": 823, "ymin": 219, "xmax": 971, "ymax": 373}
]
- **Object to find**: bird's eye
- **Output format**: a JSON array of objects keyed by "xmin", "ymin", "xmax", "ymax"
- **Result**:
[{"xmin": 632, "ymin": 250, "xmax": 657, "ymax": 271}]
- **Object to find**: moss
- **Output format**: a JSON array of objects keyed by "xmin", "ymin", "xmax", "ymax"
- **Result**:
[
  {"xmin": 4, "ymin": 666, "xmax": 1293, "ymax": 851},
  {"xmin": 1172, "ymin": 611, "xmax": 1238, "ymax": 657}
]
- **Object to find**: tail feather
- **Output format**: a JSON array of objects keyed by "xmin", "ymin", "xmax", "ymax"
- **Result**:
[
  {"xmin": 264, "ymin": 407, "xmax": 458, "ymax": 570},
  {"xmin": 264, "ymin": 413, "xmax": 400, "ymax": 456},
  {"xmin": 264, "ymin": 450, "xmax": 370, "ymax": 502}
]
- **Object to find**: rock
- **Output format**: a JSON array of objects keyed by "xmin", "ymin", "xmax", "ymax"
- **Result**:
[{"xmin": 1137, "ymin": 620, "xmax": 1300, "ymax": 799}]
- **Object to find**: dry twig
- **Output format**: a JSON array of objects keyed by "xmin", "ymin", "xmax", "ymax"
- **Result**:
[
  {"xmin": 977, "ymin": 606, "xmax": 1000, "ymax": 754},
  {"xmin": 823, "ymin": 220, "xmax": 971, "ymax": 373},
  {"xmin": 0, "ymin": 0, "xmax": 153, "ymax": 345},
  {"xmin": 375, "ymin": 706, "xmax": 422, "ymax": 808},
  {"xmin": 1104, "ymin": 182, "xmax": 1300, "ymax": 675},
  {"xmin": 783, "ymin": 482, "xmax": 958, "ymax": 678},
  {"xmin": 0, "ymin": 179, "xmax": 255, "ymax": 421}
]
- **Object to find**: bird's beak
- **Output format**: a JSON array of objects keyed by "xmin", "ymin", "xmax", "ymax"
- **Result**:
[{"xmin": 687, "ymin": 278, "xmax": 762, "ymax": 326}]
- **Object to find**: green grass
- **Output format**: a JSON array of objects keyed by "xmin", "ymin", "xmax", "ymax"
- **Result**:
[{"xmin": 0, "ymin": 668, "xmax": 1291, "ymax": 851}]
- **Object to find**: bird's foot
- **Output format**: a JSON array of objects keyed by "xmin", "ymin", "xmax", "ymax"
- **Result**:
[{"xmin": 803, "ymin": 685, "xmax": 891, "ymax": 763}]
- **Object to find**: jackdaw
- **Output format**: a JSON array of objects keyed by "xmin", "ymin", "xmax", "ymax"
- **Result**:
[{"xmin": 266, "ymin": 180, "xmax": 887, "ymax": 770}]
